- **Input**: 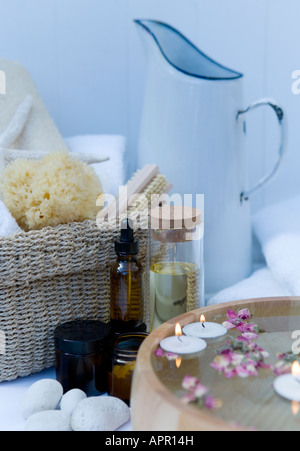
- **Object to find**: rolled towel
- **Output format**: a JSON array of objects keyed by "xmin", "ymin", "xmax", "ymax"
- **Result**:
[
  {"xmin": 0, "ymin": 59, "xmax": 69, "ymax": 152},
  {"xmin": 207, "ymin": 267, "xmax": 290, "ymax": 306},
  {"xmin": 65, "ymin": 135, "xmax": 126, "ymax": 197},
  {"xmin": 0, "ymin": 200, "xmax": 21, "ymax": 237},
  {"xmin": 0, "ymin": 95, "xmax": 33, "ymax": 149},
  {"xmin": 253, "ymin": 195, "xmax": 300, "ymax": 295}
]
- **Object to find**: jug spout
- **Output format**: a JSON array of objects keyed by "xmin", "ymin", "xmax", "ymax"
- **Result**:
[{"xmin": 134, "ymin": 19, "xmax": 243, "ymax": 80}]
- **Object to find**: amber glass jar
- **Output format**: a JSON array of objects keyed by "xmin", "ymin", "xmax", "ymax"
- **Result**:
[
  {"xmin": 109, "ymin": 333, "xmax": 148, "ymax": 405},
  {"xmin": 54, "ymin": 320, "xmax": 112, "ymax": 396}
]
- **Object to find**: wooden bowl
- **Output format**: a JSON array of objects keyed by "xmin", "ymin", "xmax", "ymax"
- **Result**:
[{"xmin": 131, "ymin": 297, "xmax": 300, "ymax": 431}]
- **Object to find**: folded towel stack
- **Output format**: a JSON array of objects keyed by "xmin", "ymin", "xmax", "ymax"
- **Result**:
[
  {"xmin": 208, "ymin": 267, "xmax": 290, "ymax": 306},
  {"xmin": 253, "ymin": 195, "xmax": 300, "ymax": 295},
  {"xmin": 209, "ymin": 195, "xmax": 300, "ymax": 305},
  {"xmin": 65, "ymin": 135, "xmax": 126, "ymax": 198}
]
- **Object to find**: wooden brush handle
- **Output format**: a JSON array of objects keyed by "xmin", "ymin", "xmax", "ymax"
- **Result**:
[{"xmin": 97, "ymin": 164, "xmax": 160, "ymax": 220}]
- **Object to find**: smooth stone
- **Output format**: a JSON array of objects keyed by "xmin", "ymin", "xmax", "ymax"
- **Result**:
[
  {"xmin": 71, "ymin": 396, "xmax": 130, "ymax": 432},
  {"xmin": 20, "ymin": 379, "xmax": 63, "ymax": 420},
  {"xmin": 60, "ymin": 389, "xmax": 87, "ymax": 415},
  {"xmin": 25, "ymin": 410, "xmax": 72, "ymax": 431}
]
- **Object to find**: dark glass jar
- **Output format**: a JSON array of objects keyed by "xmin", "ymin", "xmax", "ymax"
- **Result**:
[
  {"xmin": 109, "ymin": 332, "xmax": 148, "ymax": 406},
  {"xmin": 54, "ymin": 320, "xmax": 112, "ymax": 396}
]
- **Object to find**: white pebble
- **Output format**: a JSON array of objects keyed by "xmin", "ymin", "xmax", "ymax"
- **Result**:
[
  {"xmin": 20, "ymin": 379, "xmax": 63, "ymax": 420},
  {"xmin": 60, "ymin": 389, "xmax": 87, "ymax": 415},
  {"xmin": 25, "ymin": 410, "xmax": 72, "ymax": 431},
  {"xmin": 71, "ymin": 396, "xmax": 130, "ymax": 431}
]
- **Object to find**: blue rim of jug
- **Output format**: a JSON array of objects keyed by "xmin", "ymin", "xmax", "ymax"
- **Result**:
[{"xmin": 134, "ymin": 19, "xmax": 243, "ymax": 81}]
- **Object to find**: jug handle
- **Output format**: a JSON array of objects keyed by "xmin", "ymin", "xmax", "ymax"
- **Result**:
[{"xmin": 236, "ymin": 99, "xmax": 287, "ymax": 203}]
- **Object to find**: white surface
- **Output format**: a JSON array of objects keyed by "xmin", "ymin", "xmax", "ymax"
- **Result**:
[{"xmin": 0, "ymin": 368, "xmax": 132, "ymax": 432}]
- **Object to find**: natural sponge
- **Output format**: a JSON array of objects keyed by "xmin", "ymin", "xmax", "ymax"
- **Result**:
[{"xmin": 0, "ymin": 151, "xmax": 103, "ymax": 231}]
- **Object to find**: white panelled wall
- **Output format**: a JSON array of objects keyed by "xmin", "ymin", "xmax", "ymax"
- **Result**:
[{"xmin": 0, "ymin": 0, "xmax": 299, "ymax": 212}]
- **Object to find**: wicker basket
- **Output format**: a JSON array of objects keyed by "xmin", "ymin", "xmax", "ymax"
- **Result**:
[{"xmin": 0, "ymin": 172, "xmax": 168, "ymax": 382}]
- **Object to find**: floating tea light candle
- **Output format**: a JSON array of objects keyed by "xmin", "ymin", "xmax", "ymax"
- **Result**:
[
  {"xmin": 159, "ymin": 323, "xmax": 207, "ymax": 355},
  {"xmin": 274, "ymin": 361, "xmax": 300, "ymax": 402},
  {"xmin": 182, "ymin": 315, "xmax": 227, "ymax": 340}
]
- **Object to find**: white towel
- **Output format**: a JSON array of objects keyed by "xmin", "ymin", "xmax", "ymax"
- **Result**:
[
  {"xmin": 207, "ymin": 267, "xmax": 290, "ymax": 306},
  {"xmin": 65, "ymin": 135, "xmax": 126, "ymax": 197},
  {"xmin": 0, "ymin": 200, "xmax": 21, "ymax": 237},
  {"xmin": 253, "ymin": 195, "xmax": 300, "ymax": 295}
]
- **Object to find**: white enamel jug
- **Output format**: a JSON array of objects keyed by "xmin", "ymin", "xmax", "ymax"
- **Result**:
[{"xmin": 135, "ymin": 20, "xmax": 286, "ymax": 297}]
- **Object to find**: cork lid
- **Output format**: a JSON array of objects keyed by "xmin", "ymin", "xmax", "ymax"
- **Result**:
[{"xmin": 150, "ymin": 205, "xmax": 201, "ymax": 230}]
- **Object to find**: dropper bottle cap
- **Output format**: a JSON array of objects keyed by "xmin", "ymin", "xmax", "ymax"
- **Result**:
[{"xmin": 115, "ymin": 218, "xmax": 139, "ymax": 256}]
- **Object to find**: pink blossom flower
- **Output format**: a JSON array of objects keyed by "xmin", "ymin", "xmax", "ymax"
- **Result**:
[
  {"xmin": 210, "ymin": 354, "xmax": 231, "ymax": 372},
  {"xmin": 211, "ymin": 309, "xmax": 270, "ymax": 379},
  {"xmin": 272, "ymin": 353, "xmax": 300, "ymax": 376},
  {"xmin": 194, "ymin": 383, "xmax": 210, "ymax": 398},
  {"xmin": 227, "ymin": 310, "xmax": 238, "ymax": 319},
  {"xmin": 204, "ymin": 396, "xmax": 222, "ymax": 410},
  {"xmin": 220, "ymin": 342, "xmax": 233, "ymax": 353},
  {"xmin": 237, "ymin": 322, "xmax": 258, "ymax": 333},
  {"xmin": 235, "ymin": 365, "xmax": 252, "ymax": 378},
  {"xmin": 181, "ymin": 375, "xmax": 221, "ymax": 411},
  {"xmin": 273, "ymin": 361, "xmax": 292, "ymax": 376},
  {"xmin": 248, "ymin": 342, "xmax": 270, "ymax": 359},
  {"xmin": 258, "ymin": 361, "xmax": 272, "ymax": 370},
  {"xmin": 182, "ymin": 375, "xmax": 199, "ymax": 390},
  {"xmin": 224, "ymin": 308, "xmax": 256, "ymax": 334},
  {"xmin": 154, "ymin": 348, "xmax": 178, "ymax": 360},
  {"xmin": 222, "ymin": 321, "xmax": 236, "ymax": 330},
  {"xmin": 181, "ymin": 392, "xmax": 197, "ymax": 404},
  {"xmin": 244, "ymin": 360, "xmax": 259, "ymax": 376},
  {"xmin": 237, "ymin": 308, "xmax": 251, "ymax": 320},
  {"xmin": 224, "ymin": 367, "xmax": 237, "ymax": 378},
  {"xmin": 247, "ymin": 342, "xmax": 261, "ymax": 352},
  {"xmin": 241, "ymin": 332, "xmax": 259, "ymax": 342},
  {"xmin": 278, "ymin": 353, "xmax": 288, "ymax": 360},
  {"xmin": 154, "ymin": 348, "xmax": 165, "ymax": 357},
  {"xmin": 230, "ymin": 352, "xmax": 244, "ymax": 367}
]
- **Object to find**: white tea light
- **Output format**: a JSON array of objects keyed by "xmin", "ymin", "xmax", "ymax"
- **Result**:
[
  {"xmin": 183, "ymin": 315, "xmax": 227, "ymax": 340},
  {"xmin": 274, "ymin": 361, "xmax": 300, "ymax": 402},
  {"xmin": 160, "ymin": 323, "xmax": 207, "ymax": 355}
]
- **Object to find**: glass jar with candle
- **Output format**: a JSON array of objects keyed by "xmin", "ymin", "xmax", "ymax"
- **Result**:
[
  {"xmin": 149, "ymin": 205, "xmax": 204, "ymax": 331},
  {"xmin": 109, "ymin": 332, "xmax": 148, "ymax": 405}
]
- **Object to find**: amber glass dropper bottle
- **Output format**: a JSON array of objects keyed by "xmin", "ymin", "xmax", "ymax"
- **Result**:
[{"xmin": 110, "ymin": 219, "xmax": 144, "ymax": 334}]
